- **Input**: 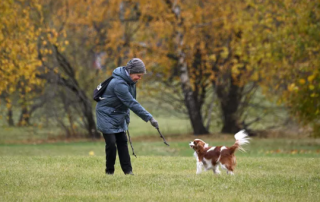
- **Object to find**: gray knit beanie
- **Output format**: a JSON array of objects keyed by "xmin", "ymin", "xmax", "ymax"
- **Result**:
[{"xmin": 125, "ymin": 58, "xmax": 146, "ymax": 74}]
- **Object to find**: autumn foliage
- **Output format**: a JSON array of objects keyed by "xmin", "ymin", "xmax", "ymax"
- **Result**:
[{"xmin": 0, "ymin": 0, "xmax": 319, "ymax": 136}]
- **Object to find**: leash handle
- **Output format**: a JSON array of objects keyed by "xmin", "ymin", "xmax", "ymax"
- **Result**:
[{"xmin": 127, "ymin": 130, "xmax": 137, "ymax": 158}]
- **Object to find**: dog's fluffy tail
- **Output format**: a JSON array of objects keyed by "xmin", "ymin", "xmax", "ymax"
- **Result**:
[{"xmin": 234, "ymin": 130, "xmax": 250, "ymax": 152}]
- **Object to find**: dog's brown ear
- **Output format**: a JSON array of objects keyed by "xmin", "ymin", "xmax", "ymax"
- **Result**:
[
  {"xmin": 193, "ymin": 140, "xmax": 203, "ymax": 151},
  {"xmin": 198, "ymin": 141, "xmax": 205, "ymax": 148},
  {"xmin": 193, "ymin": 140, "xmax": 199, "ymax": 147}
]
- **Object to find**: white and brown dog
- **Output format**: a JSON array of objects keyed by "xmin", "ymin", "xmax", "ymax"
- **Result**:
[{"xmin": 189, "ymin": 130, "xmax": 250, "ymax": 175}]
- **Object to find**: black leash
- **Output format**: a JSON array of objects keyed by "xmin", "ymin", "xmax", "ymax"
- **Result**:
[
  {"xmin": 156, "ymin": 127, "xmax": 170, "ymax": 146},
  {"xmin": 127, "ymin": 127, "xmax": 169, "ymax": 158},
  {"xmin": 126, "ymin": 130, "xmax": 137, "ymax": 158}
]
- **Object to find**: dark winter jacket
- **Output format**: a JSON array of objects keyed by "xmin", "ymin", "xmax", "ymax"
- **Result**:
[{"xmin": 96, "ymin": 66, "xmax": 152, "ymax": 134}]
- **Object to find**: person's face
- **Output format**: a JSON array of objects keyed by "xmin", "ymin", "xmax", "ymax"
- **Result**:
[{"xmin": 130, "ymin": 73, "xmax": 143, "ymax": 82}]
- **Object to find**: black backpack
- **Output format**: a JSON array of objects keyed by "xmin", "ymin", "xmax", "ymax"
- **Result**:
[{"xmin": 93, "ymin": 76, "xmax": 113, "ymax": 102}]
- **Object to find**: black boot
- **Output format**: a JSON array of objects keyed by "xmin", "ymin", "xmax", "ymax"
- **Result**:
[{"xmin": 125, "ymin": 171, "xmax": 134, "ymax": 175}]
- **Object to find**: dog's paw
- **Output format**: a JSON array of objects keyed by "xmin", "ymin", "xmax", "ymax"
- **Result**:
[
  {"xmin": 197, "ymin": 162, "xmax": 203, "ymax": 168},
  {"xmin": 227, "ymin": 171, "xmax": 234, "ymax": 175},
  {"xmin": 196, "ymin": 169, "xmax": 203, "ymax": 174},
  {"xmin": 196, "ymin": 162, "xmax": 204, "ymax": 174},
  {"xmin": 214, "ymin": 168, "xmax": 221, "ymax": 175}
]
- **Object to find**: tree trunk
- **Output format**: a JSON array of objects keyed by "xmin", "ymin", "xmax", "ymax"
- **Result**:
[
  {"xmin": 59, "ymin": 91, "xmax": 75, "ymax": 138},
  {"xmin": 18, "ymin": 106, "xmax": 30, "ymax": 126},
  {"xmin": 184, "ymin": 89, "xmax": 209, "ymax": 135},
  {"xmin": 167, "ymin": 1, "xmax": 208, "ymax": 135},
  {"xmin": 79, "ymin": 90, "xmax": 100, "ymax": 139},
  {"xmin": 38, "ymin": 45, "xmax": 101, "ymax": 139},
  {"xmin": 7, "ymin": 105, "xmax": 14, "ymax": 126},
  {"xmin": 216, "ymin": 75, "xmax": 243, "ymax": 134},
  {"xmin": 220, "ymin": 111, "xmax": 241, "ymax": 133},
  {"xmin": 179, "ymin": 56, "xmax": 209, "ymax": 135}
]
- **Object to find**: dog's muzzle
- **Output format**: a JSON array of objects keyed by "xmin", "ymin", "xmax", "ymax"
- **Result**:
[{"xmin": 189, "ymin": 141, "xmax": 195, "ymax": 148}]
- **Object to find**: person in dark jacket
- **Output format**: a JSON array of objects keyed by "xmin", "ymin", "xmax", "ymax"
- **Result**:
[{"xmin": 96, "ymin": 58, "xmax": 158, "ymax": 175}]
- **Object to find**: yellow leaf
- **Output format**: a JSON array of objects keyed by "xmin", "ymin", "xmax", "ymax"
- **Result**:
[
  {"xmin": 307, "ymin": 74, "xmax": 315, "ymax": 82},
  {"xmin": 209, "ymin": 54, "xmax": 216, "ymax": 62},
  {"xmin": 309, "ymin": 85, "xmax": 315, "ymax": 90},
  {"xmin": 221, "ymin": 47, "xmax": 229, "ymax": 59},
  {"xmin": 288, "ymin": 83, "xmax": 296, "ymax": 92},
  {"xmin": 299, "ymin": 79, "xmax": 305, "ymax": 84}
]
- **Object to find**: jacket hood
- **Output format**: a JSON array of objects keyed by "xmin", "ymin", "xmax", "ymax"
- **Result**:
[{"xmin": 112, "ymin": 66, "xmax": 135, "ymax": 85}]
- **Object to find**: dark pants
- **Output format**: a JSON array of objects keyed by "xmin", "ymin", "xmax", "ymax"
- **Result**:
[{"xmin": 103, "ymin": 132, "xmax": 132, "ymax": 174}]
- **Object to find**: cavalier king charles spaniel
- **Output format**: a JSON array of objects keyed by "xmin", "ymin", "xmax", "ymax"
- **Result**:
[{"xmin": 189, "ymin": 130, "xmax": 250, "ymax": 175}]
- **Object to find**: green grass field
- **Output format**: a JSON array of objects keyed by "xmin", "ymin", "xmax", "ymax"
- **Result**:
[
  {"xmin": 1, "ymin": 105, "xmax": 320, "ymax": 201},
  {"xmin": 1, "ymin": 137, "xmax": 320, "ymax": 202}
]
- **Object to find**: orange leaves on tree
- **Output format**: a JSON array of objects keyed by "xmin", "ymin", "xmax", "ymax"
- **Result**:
[{"xmin": 0, "ymin": 0, "xmax": 42, "ymax": 95}]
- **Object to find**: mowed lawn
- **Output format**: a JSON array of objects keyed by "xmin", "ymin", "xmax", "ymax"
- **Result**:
[{"xmin": 1, "ymin": 138, "xmax": 320, "ymax": 202}]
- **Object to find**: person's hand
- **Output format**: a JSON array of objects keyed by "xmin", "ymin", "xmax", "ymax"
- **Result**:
[{"xmin": 149, "ymin": 117, "xmax": 159, "ymax": 129}]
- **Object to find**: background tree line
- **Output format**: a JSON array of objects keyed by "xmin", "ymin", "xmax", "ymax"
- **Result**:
[{"xmin": 1, "ymin": 0, "xmax": 319, "ymax": 137}]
